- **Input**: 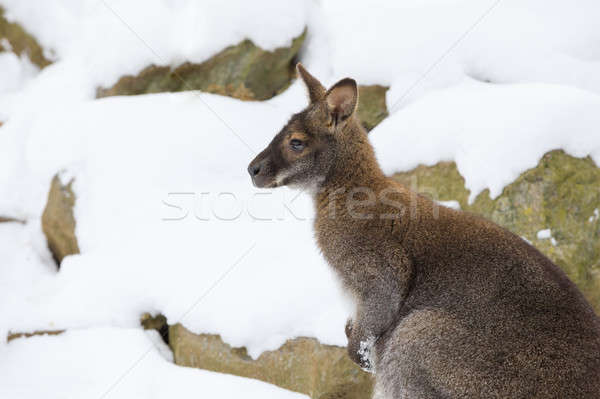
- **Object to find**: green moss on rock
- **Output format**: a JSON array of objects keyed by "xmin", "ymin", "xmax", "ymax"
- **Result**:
[
  {"xmin": 0, "ymin": 6, "xmax": 51, "ymax": 68},
  {"xmin": 392, "ymin": 150, "xmax": 600, "ymax": 312},
  {"xmin": 357, "ymin": 85, "xmax": 388, "ymax": 131},
  {"xmin": 97, "ymin": 30, "xmax": 306, "ymax": 100},
  {"xmin": 169, "ymin": 323, "xmax": 373, "ymax": 399}
]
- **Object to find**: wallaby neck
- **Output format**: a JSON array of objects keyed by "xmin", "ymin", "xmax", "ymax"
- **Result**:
[{"xmin": 315, "ymin": 119, "xmax": 388, "ymax": 203}]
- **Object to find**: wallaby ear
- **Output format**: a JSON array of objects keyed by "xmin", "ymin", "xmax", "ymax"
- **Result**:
[
  {"xmin": 296, "ymin": 63, "xmax": 326, "ymax": 103},
  {"xmin": 325, "ymin": 78, "xmax": 358, "ymax": 127}
]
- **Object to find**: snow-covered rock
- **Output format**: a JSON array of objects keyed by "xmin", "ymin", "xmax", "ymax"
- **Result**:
[
  {"xmin": 1, "ymin": 0, "xmax": 600, "ymax": 398},
  {"xmin": 169, "ymin": 324, "xmax": 373, "ymax": 399},
  {"xmin": 96, "ymin": 31, "xmax": 306, "ymax": 100},
  {"xmin": 0, "ymin": 5, "xmax": 50, "ymax": 68}
]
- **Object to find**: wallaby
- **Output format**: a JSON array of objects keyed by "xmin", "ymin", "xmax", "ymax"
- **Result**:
[{"xmin": 248, "ymin": 63, "xmax": 600, "ymax": 398}]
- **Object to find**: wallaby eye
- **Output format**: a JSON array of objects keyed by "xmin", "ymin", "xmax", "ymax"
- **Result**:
[{"xmin": 290, "ymin": 138, "xmax": 305, "ymax": 152}]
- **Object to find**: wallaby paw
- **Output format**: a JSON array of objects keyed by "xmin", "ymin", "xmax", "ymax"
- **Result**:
[{"xmin": 357, "ymin": 336, "xmax": 376, "ymax": 373}]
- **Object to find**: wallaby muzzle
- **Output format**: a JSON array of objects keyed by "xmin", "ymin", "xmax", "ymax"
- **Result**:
[{"xmin": 248, "ymin": 147, "xmax": 275, "ymax": 188}]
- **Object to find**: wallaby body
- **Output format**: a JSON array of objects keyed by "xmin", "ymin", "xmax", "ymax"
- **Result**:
[{"xmin": 248, "ymin": 64, "xmax": 600, "ymax": 398}]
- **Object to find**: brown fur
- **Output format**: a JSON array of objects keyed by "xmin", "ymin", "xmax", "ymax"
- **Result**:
[{"xmin": 248, "ymin": 64, "xmax": 600, "ymax": 398}]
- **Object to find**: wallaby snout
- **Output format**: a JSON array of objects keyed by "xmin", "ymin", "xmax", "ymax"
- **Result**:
[{"xmin": 247, "ymin": 148, "xmax": 274, "ymax": 188}]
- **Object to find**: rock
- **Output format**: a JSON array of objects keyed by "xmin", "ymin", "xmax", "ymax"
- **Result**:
[
  {"xmin": 0, "ymin": 6, "xmax": 51, "ymax": 68},
  {"xmin": 7, "ymin": 329, "xmax": 64, "ymax": 343},
  {"xmin": 141, "ymin": 313, "xmax": 169, "ymax": 345},
  {"xmin": 0, "ymin": 216, "xmax": 24, "ymax": 224},
  {"xmin": 97, "ymin": 30, "xmax": 306, "ymax": 100},
  {"xmin": 41, "ymin": 175, "xmax": 80, "ymax": 266},
  {"xmin": 357, "ymin": 85, "xmax": 389, "ymax": 132},
  {"xmin": 94, "ymin": 30, "xmax": 391, "ymax": 134},
  {"xmin": 169, "ymin": 323, "xmax": 373, "ymax": 399},
  {"xmin": 392, "ymin": 150, "xmax": 600, "ymax": 312},
  {"xmin": 141, "ymin": 313, "xmax": 168, "ymax": 332}
]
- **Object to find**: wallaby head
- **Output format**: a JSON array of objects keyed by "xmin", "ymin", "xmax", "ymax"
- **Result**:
[{"xmin": 248, "ymin": 63, "xmax": 361, "ymax": 190}]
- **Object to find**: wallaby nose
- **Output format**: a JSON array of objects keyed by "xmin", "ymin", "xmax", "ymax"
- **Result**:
[{"xmin": 248, "ymin": 162, "xmax": 261, "ymax": 177}]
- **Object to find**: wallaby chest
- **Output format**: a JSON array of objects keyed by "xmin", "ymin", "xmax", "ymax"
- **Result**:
[{"xmin": 314, "ymin": 209, "xmax": 406, "ymax": 296}]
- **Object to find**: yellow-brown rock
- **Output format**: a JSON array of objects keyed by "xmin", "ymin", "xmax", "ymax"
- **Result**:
[
  {"xmin": 169, "ymin": 323, "xmax": 373, "ymax": 399},
  {"xmin": 357, "ymin": 85, "xmax": 388, "ymax": 132},
  {"xmin": 41, "ymin": 175, "xmax": 80, "ymax": 266},
  {"xmin": 97, "ymin": 31, "xmax": 306, "ymax": 101},
  {"xmin": 0, "ymin": 6, "xmax": 51, "ymax": 68}
]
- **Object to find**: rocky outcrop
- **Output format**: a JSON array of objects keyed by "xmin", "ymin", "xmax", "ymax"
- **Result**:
[
  {"xmin": 41, "ymin": 175, "xmax": 80, "ymax": 266},
  {"xmin": 392, "ymin": 150, "xmax": 600, "ymax": 312},
  {"xmin": 97, "ymin": 30, "xmax": 306, "ymax": 100},
  {"xmin": 169, "ymin": 323, "xmax": 373, "ymax": 399},
  {"xmin": 357, "ymin": 85, "xmax": 388, "ymax": 132},
  {"xmin": 0, "ymin": 6, "xmax": 51, "ymax": 68}
]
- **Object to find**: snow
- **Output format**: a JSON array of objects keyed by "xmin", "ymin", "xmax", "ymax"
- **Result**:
[
  {"xmin": 536, "ymin": 229, "xmax": 557, "ymax": 245},
  {"xmin": 0, "ymin": 52, "xmax": 39, "ymax": 120},
  {"xmin": 1, "ymin": 0, "xmax": 600, "ymax": 395},
  {"xmin": 322, "ymin": 0, "xmax": 600, "ymax": 100},
  {"xmin": 0, "ymin": 52, "xmax": 37, "ymax": 93},
  {"xmin": 590, "ymin": 209, "xmax": 599, "ymax": 223},
  {"xmin": 0, "ymin": 328, "xmax": 308, "ymax": 399},
  {"xmin": 357, "ymin": 336, "xmax": 376, "ymax": 374},
  {"xmin": 536, "ymin": 229, "xmax": 552, "ymax": 240},
  {"xmin": 437, "ymin": 200, "xmax": 461, "ymax": 210},
  {"xmin": 0, "ymin": 0, "xmax": 309, "ymax": 91}
]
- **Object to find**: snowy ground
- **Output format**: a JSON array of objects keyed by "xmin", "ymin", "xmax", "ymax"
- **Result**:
[
  {"xmin": 1, "ymin": 0, "xmax": 600, "ymax": 397},
  {"xmin": 0, "ymin": 328, "xmax": 308, "ymax": 399}
]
